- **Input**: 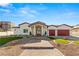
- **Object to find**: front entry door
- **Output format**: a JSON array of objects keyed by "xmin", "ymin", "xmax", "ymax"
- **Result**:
[{"xmin": 36, "ymin": 27, "xmax": 41, "ymax": 36}]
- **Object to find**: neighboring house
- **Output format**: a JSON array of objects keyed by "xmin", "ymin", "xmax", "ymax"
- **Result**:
[
  {"xmin": 13, "ymin": 21, "xmax": 73, "ymax": 36},
  {"xmin": 71, "ymin": 25, "xmax": 79, "ymax": 37},
  {"xmin": 0, "ymin": 21, "xmax": 16, "ymax": 36},
  {"xmin": 0, "ymin": 21, "xmax": 15, "ymax": 31}
]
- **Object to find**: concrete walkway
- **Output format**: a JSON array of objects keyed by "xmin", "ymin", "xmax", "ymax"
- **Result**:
[
  {"xmin": 20, "ymin": 48, "xmax": 64, "ymax": 56},
  {"xmin": 20, "ymin": 39, "xmax": 64, "ymax": 56},
  {"xmin": 22, "ymin": 40, "xmax": 53, "ymax": 47}
]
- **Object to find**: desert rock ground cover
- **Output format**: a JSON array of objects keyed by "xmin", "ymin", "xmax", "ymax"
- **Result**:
[
  {"xmin": 0, "ymin": 37, "xmax": 28, "ymax": 56},
  {"xmin": 49, "ymin": 36, "xmax": 79, "ymax": 56},
  {"xmin": 0, "ymin": 45, "xmax": 23, "ymax": 56},
  {"xmin": 57, "ymin": 44, "xmax": 79, "ymax": 56}
]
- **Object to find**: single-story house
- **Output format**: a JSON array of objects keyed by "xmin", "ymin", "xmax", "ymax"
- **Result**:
[
  {"xmin": 71, "ymin": 25, "xmax": 79, "ymax": 37},
  {"xmin": 12, "ymin": 21, "xmax": 73, "ymax": 36}
]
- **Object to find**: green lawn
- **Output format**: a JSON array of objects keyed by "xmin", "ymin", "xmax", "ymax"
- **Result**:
[
  {"xmin": 55, "ymin": 39, "xmax": 70, "ymax": 44},
  {"xmin": 74, "ymin": 40, "xmax": 79, "ymax": 45},
  {"xmin": 0, "ymin": 36, "xmax": 23, "ymax": 46}
]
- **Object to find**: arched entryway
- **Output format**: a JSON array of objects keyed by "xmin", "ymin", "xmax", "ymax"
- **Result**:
[
  {"xmin": 36, "ymin": 25, "xmax": 42, "ymax": 36},
  {"xmin": 29, "ymin": 21, "xmax": 48, "ymax": 36}
]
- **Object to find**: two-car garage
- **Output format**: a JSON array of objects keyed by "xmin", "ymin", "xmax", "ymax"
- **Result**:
[
  {"xmin": 49, "ymin": 30, "xmax": 70, "ymax": 36},
  {"xmin": 48, "ymin": 24, "xmax": 72, "ymax": 36}
]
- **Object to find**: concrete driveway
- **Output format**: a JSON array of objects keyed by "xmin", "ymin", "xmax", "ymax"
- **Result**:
[
  {"xmin": 20, "ymin": 48, "xmax": 64, "ymax": 56},
  {"xmin": 59, "ymin": 36, "xmax": 79, "ymax": 40}
]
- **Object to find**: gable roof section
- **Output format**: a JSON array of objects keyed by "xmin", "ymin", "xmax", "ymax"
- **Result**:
[
  {"xmin": 17, "ymin": 21, "xmax": 74, "ymax": 28},
  {"xmin": 48, "ymin": 25, "xmax": 57, "ymax": 27},
  {"xmin": 48, "ymin": 24, "xmax": 73, "ymax": 28},
  {"xmin": 19, "ymin": 22, "xmax": 29, "ymax": 26},
  {"xmin": 29, "ymin": 21, "xmax": 47, "ymax": 26},
  {"xmin": 57, "ymin": 24, "xmax": 73, "ymax": 28}
]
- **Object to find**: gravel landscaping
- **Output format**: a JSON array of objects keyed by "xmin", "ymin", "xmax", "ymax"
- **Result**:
[
  {"xmin": 0, "ymin": 37, "xmax": 29, "ymax": 56},
  {"xmin": 49, "ymin": 36, "xmax": 79, "ymax": 56},
  {"xmin": 0, "ymin": 37, "xmax": 47, "ymax": 56},
  {"xmin": 0, "ymin": 45, "xmax": 23, "ymax": 56},
  {"xmin": 57, "ymin": 44, "xmax": 79, "ymax": 56}
]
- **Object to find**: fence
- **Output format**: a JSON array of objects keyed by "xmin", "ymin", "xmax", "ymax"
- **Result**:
[{"xmin": 0, "ymin": 31, "xmax": 14, "ymax": 36}]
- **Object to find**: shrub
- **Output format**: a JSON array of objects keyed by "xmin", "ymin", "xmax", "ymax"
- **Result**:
[{"xmin": 48, "ymin": 36, "xmax": 55, "ymax": 39}]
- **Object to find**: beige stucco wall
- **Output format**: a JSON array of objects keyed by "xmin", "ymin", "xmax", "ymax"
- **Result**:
[
  {"xmin": 12, "ymin": 28, "xmax": 21, "ymax": 35},
  {"xmin": 0, "ymin": 31, "xmax": 14, "ymax": 36},
  {"xmin": 48, "ymin": 26, "xmax": 57, "ymax": 30},
  {"xmin": 48, "ymin": 26, "xmax": 57, "ymax": 36},
  {"xmin": 12, "ymin": 23, "xmax": 30, "ymax": 35},
  {"xmin": 71, "ymin": 28, "xmax": 79, "ymax": 37},
  {"xmin": 42, "ymin": 25, "xmax": 48, "ymax": 36},
  {"xmin": 57, "ymin": 25, "xmax": 72, "ymax": 30},
  {"xmin": 19, "ymin": 24, "xmax": 30, "ymax": 35},
  {"xmin": 30, "ymin": 25, "xmax": 35, "ymax": 36}
]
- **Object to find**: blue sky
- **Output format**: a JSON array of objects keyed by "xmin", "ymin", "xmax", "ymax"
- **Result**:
[{"xmin": 0, "ymin": 3, "xmax": 79, "ymax": 25}]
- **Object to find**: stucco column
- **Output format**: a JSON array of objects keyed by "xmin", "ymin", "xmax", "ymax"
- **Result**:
[
  {"xmin": 55, "ymin": 29, "xmax": 57, "ymax": 36},
  {"xmin": 34, "ymin": 25, "xmax": 36, "ymax": 36},
  {"xmin": 41, "ymin": 25, "xmax": 43, "ymax": 36}
]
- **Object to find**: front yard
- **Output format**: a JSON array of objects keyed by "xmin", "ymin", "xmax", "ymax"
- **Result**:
[
  {"xmin": 0, "ymin": 35, "xmax": 34, "ymax": 56},
  {"xmin": 0, "ymin": 36, "xmax": 23, "ymax": 46},
  {"xmin": 0, "ymin": 35, "xmax": 26, "ymax": 56},
  {"xmin": 48, "ymin": 36, "xmax": 79, "ymax": 56},
  {"xmin": 0, "ymin": 36, "xmax": 79, "ymax": 56}
]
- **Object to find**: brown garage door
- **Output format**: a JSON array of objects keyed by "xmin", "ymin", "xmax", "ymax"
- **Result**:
[
  {"xmin": 49, "ymin": 30, "xmax": 55, "ymax": 36},
  {"xmin": 57, "ymin": 30, "xmax": 69, "ymax": 36}
]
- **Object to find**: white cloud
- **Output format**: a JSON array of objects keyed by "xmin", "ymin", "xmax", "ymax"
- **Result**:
[
  {"xmin": 0, "ymin": 3, "xmax": 10, "ymax": 7},
  {"xmin": 18, "ymin": 7, "xmax": 30, "ymax": 14},
  {"xmin": 0, "ymin": 3, "xmax": 15, "ymax": 10},
  {"xmin": 0, "ymin": 3, "xmax": 43, "ymax": 20},
  {"xmin": 0, "ymin": 3, "xmax": 15, "ymax": 14},
  {"xmin": 15, "ymin": 6, "xmax": 40, "ymax": 18}
]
